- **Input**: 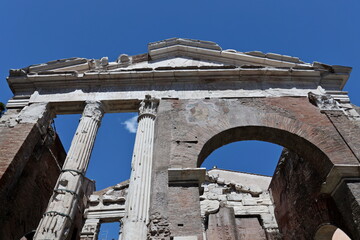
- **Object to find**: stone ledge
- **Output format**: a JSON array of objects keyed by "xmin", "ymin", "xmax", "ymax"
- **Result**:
[{"xmin": 168, "ymin": 168, "xmax": 206, "ymax": 185}]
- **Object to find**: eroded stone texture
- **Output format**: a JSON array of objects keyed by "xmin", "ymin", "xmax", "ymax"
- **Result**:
[
  {"xmin": 121, "ymin": 96, "xmax": 158, "ymax": 240},
  {"xmin": 0, "ymin": 103, "xmax": 65, "ymax": 240},
  {"xmin": 207, "ymin": 207, "xmax": 238, "ymax": 240},
  {"xmin": 1, "ymin": 38, "xmax": 359, "ymax": 239},
  {"xmin": 0, "ymin": 134, "xmax": 66, "ymax": 239},
  {"xmin": 80, "ymin": 180, "xmax": 128, "ymax": 239},
  {"xmin": 270, "ymin": 149, "xmax": 347, "ymax": 240},
  {"xmin": 332, "ymin": 180, "xmax": 360, "ymax": 240},
  {"xmin": 151, "ymin": 96, "xmax": 359, "ymax": 239},
  {"xmin": 201, "ymin": 169, "xmax": 279, "ymax": 239},
  {"xmin": 34, "ymin": 101, "xmax": 104, "ymax": 240}
]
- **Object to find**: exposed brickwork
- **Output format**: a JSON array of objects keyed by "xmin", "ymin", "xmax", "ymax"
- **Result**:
[
  {"xmin": 0, "ymin": 123, "xmax": 36, "ymax": 183},
  {"xmin": 270, "ymin": 149, "xmax": 345, "ymax": 240},
  {"xmin": 235, "ymin": 217, "xmax": 267, "ymax": 240},
  {"xmin": 168, "ymin": 185, "xmax": 203, "ymax": 239},
  {"xmin": 325, "ymin": 111, "xmax": 360, "ymax": 161},
  {"xmin": 206, "ymin": 207, "xmax": 238, "ymax": 240},
  {"xmin": 150, "ymin": 97, "xmax": 359, "ymax": 239},
  {"xmin": 0, "ymin": 132, "xmax": 66, "ymax": 239},
  {"xmin": 148, "ymin": 100, "xmax": 173, "ymax": 239},
  {"xmin": 332, "ymin": 180, "xmax": 360, "ymax": 240}
]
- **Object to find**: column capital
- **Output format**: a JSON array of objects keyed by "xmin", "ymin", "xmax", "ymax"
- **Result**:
[
  {"xmin": 138, "ymin": 95, "xmax": 159, "ymax": 121},
  {"xmin": 82, "ymin": 101, "xmax": 105, "ymax": 122}
]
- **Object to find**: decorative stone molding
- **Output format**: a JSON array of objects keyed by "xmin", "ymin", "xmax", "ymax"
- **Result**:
[
  {"xmin": 308, "ymin": 92, "xmax": 341, "ymax": 111},
  {"xmin": 200, "ymin": 169, "xmax": 279, "ymax": 234},
  {"xmin": 309, "ymin": 91, "xmax": 360, "ymax": 121},
  {"xmin": 83, "ymin": 101, "xmax": 105, "ymax": 122},
  {"xmin": 138, "ymin": 95, "xmax": 159, "ymax": 120},
  {"xmin": 80, "ymin": 219, "xmax": 100, "ymax": 240},
  {"xmin": 83, "ymin": 180, "xmax": 128, "ymax": 221}
]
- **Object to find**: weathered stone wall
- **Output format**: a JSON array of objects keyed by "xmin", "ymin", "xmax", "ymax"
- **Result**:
[
  {"xmin": 332, "ymin": 180, "xmax": 360, "ymax": 240},
  {"xmin": 168, "ymin": 184, "xmax": 203, "ymax": 239},
  {"xmin": 270, "ymin": 149, "xmax": 346, "ymax": 240},
  {"xmin": 0, "ymin": 103, "xmax": 67, "ymax": 239},
  {"xmin": 150, "ymin": 97, "xmax": 359, "ymax": 239},
  {"xmin": 201, "ymin": 170, "xmax": 280, "ymax": 240},
  {"xmin": 0, "ymin": 130, "xmax": 66, "ymax": 239}
]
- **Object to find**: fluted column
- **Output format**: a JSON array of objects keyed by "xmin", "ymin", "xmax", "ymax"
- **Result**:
[
  {"xmin": 121, "ymin": 95, "xmax": 158, "ymax": 240},
  {"xmin": 34, "ymin": 101, "xmax": 104, "ymax": 240}
]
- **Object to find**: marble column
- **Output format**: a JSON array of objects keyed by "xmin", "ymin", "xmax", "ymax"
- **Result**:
[
  {"xmin": 121, "ymin": 95, "xmax": 158, "ymax": 240},
  {"xmin": 34, "ymin": 101, "xmax": 104, "ymax": 240}
]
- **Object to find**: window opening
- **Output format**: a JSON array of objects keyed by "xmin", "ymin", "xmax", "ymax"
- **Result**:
[{"xmin": 99, "ymin": 222, "xmax": 121, "ymax": 240}]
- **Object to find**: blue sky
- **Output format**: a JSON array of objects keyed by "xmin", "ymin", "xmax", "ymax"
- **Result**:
[{"xmin": 1, "ymin": 1, "xmax": 359, "ymax": 238}]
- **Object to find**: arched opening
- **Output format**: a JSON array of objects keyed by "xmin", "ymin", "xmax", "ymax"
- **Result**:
[
  {"xmin": 199, "ymin": 140, "xmax": 283, "ymax": 239},
  {"xmin": 201, "ymin": 140, "xmax": 283, "ymax": 176},
  {"xmin": 198, "ymin": 126, "xmax": 331, "ymax": 171},
  {"xmin": 314, "ymin": 224, "xmax": 352, "ymax": 240},
  {"xmin": 197, "ymin": 125, "xmax": 337, "ymax": 239}
]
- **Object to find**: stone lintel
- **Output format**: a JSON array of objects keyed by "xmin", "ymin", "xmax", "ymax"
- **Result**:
[
  {"xmin": 8, "ymin": 67, "xmax": 346, "ymax": 96},
  {"xmin": 172, "ymin": 236, "xmax": 198, "ymax": 240},
  {"xmin": 85, "ymin": 209, "xmax": 125, "ymax": 221},
  {"xmin": 321, "ymin": 164, "xmax": 360, "ymax": 194},
  {"xmin": 168, "ymin": 168, "xmax": 206, "ymax": 185},
  {"xmin": 27, "ymin": 88, "xmax": 324, "ymax": 115}
]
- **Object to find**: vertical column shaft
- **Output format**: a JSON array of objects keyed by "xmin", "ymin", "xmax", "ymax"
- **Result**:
[
  {"xmin": 34, "ymin": 101, "xmax": 104, "ymax": 240},
  {"xmin": 121, "ymin": 95, "xmax": 158, "ymax": 240}
]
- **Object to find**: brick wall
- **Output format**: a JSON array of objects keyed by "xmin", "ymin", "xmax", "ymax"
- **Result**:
[
  {"xmin": 0, "ymin": 122, "xmax": 66, "ymax": 239},
  {"xmin": 150, "ymin": 97, "xmax": 359, "ymax": 239}
]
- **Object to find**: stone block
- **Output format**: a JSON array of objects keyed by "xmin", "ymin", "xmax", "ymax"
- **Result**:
[
  {"xmin": 233, "ymin": 206, "xmax": 270, "ymax": 215},
  {"xmin": 209, "ymin": 187, "xmax": 224, "ymax": 195},
  {"xmin": 200, "ymin": 200, "xmax": 220, "ymax": 216},
  {"xmin": 227, "ymin": 194, "xmax": 242, "ymax": 202},
  {"xmin": 173, "ymin": 236, "xmax": 198, "ymax": 240},
  {"xmin": 218, "ymin": 195, "xmax": 227, "ymax": 201},
  {"xmin": 243, "ymin": 198, "xmax": 257, "ymax": 206}
]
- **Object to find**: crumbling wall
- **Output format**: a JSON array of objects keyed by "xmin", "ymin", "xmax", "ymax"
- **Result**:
[
  {"xmin": 150, "ymin": 97, "xmax": 359, "ymax": 239},
  {"xmin": 0, "ymin": 130, "xmax": 66, "ymax": 239},
  {"xmin": 201, "ymin": 170, "xmax": 280, "ymax": 240},
  {"xmin": 270, "ymin": 149, "xmax": 346, "ymax": 240},
  {"xmin": 0, "ymin": 104, "xmax": 66, "ymax": 239}
]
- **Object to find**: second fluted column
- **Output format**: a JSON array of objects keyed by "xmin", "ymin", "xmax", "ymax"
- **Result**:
[{"xmin": 121, "ymin": 95, "xmax": 158, "ymax": 240}]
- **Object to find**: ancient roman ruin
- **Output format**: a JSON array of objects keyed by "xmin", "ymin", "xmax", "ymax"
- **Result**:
[{"xmin": 1, "ymin": 38, "xmax": 359, "ymax": 239}]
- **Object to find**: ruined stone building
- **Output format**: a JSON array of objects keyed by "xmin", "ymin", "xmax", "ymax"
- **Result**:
[{"xmin": 0, "ymin": 38, "xmax": 359, "ymax": 240}]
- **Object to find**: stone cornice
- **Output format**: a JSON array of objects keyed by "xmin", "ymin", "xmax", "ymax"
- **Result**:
[
  {"xmin": 7, "ymin": 66, "xmax": 350, "ymax": 96},
  {"xmin": 7, "ymin": 38, "xmax": 352, "ymax": 96}
]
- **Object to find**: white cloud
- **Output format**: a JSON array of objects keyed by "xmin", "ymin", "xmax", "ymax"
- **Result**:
[{"xmin": 122, "ymin": 115, "xmax": 138, "ymax": 133}]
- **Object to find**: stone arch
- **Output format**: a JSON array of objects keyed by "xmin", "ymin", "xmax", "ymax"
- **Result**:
[
  {"xmin": 198, "ymin": 124, "xmax": 330, "ymax": 170},
  {"xmin": 195, "ymin": 111, "xmax": 350, "ymax": 174},
  {"xmin": 172, "ymin": 101, "xmax": 357, "ymax": 239}
]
